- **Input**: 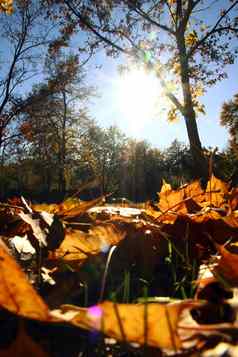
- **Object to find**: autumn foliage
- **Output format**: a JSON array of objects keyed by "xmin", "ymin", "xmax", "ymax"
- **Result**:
[
  {"xmin": 0, "ymin": 175, "xmax": 237, "ymax": 355},
  {"xmin": 0, "ymin": 0, "xmax": 13, "ymax": 14}
]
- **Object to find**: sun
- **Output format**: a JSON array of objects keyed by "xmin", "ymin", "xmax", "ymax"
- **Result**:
[{"xmin": 116, "ymin": 67, "xmax": 162, "ymax": 131}]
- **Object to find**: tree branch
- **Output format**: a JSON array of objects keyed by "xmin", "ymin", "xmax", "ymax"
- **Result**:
[
  {"xmin": 187, "ymin": 0, "xmax": 238, "ymax": 58},
  {"xmin": 156, "ymin": 72, "xmax": 185, "ymax": 115},
  {"xmin": 64, "ymin": 0, "xmax": 127, "ymax": 54},
  {"xmin": 165, "ymin": 0, "xmax": 176, "ymax": 27},
  {"xmin": 128, "ymin": 2, "xmax": 175, "ymax": 35}
]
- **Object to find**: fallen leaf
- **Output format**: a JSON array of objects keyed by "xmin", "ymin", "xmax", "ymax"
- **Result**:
[
  {"xmin": 183, "ymin": 180, "xmax": 204, "ymax": 203},
  {"xmin": 158, "ymin": 180, "xmax": 182, "ymax": 212},
  {"xmin": 214, "ymin": 243, "xmax": 238, "ymax": 286},
  {"xmin": 18, "ymin": 212, "xmax": 48, "ymax": 247},
  {"xmin": 10, "ymin": 235, "xmax": 36, "ymax": 256},
  {"xmin": 49, "ymin": 223, "xmax": 126, "ymax": 263},
  {"xmin": 158, "ymin": 180, "xmax": 203, "ymax": 214},
  {"xmin": 53, "ymin": 301, "xmax": 185, "ymax": 350},
  {"xmin": 0, "ymin": 245, "xmax": 49, "ymax": 320},
  {"xmin": 205, "ymin": 175, "xmax": 229, "ymax": 208},
  {"xmin": 229, "ymin": 187, "xmax": 238, "ymax": 211}
]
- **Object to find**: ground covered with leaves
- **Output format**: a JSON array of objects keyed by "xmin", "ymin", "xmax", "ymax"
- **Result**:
[{"xmin": 0, "ymin": 175, "xmax": 238, "ymax": 356}]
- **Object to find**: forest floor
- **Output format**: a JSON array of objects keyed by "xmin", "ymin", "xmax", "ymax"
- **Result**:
[{"xmin": 0, "ymin": 175, "xmax": 238, "ymax": 356}]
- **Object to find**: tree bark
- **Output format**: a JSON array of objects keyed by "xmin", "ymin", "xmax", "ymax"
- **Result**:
[
  {"xmin": 184, "ymin": 111, "xmax": 208, "ymax": 179},
  {"xmin": 177, "ymin": 32, "xmax": 208, "ymax": 179}
]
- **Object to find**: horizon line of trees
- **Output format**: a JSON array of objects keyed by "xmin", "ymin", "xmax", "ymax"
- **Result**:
[{"xmin": 2, "ymin": 122, "xmax": 237, "ymax": 202}]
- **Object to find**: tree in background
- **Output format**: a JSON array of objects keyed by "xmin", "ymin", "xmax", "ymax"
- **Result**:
[
  {"xmin": 19, "ymin": 53, "xmax": 95, "ymax": 196},
  {"xmin": 117, "ymin": 139, "xmax": 166, "ymax": 201},
  {"xmin": 78, "ymin": 125, "xmax": 127, "ymax": 195},
  {"xmin": 220, "ymin": 93, "xmax": 238, "ymax": 155},
  {"xmin": 164, "ymin": 139, "xmax": 193, "ymax": 186},
  {"xmin": 47, "ymin": 0, "xmax": 238, "ymax": 179},
  {"xmin": 0, "ymin": 0, "xmax": 55, "ymax": 197},
  {"xmin": 220, "ymin": 93, "xmax": 238, "ymax": 185},
  {"xmin": 0, "ymin": 0, "xmax": 53, "ymax": 154}
]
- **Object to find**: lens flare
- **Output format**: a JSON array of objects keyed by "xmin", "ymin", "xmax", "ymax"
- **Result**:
[{"xmin": 116, "ymin": 67, "xmax": 162, "ymax": 133}]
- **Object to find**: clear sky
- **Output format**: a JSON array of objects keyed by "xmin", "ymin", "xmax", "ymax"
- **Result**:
[{"xmin": 87, "ymin": 51, "xmax": 237, "ymax": 151}]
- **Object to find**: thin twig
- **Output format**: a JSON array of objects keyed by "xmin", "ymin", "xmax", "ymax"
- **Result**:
[
  {"xmin": 0, "ymin": 202, "xmax": 24, "ymax": 210},
  {"xmin": 157, "ymin": 190, "xmax": 221, "ymax": 221},
  {"xmin": 113, "ymin": 303, "xmax": 127, "ymax": 342}
]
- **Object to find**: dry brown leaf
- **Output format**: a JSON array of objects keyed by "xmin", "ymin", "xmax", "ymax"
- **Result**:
[
  {"xmin": 183, "ymin": 180, "xmax": 204, "ymax": 203},
  {"xmin": 144, "ymin": 207, "xmax": 161, "ymax": 220},
  {"xmin": 0, "ymin": 245, "xmax": 49, "ymax": 320},
  {"xmin": 205, "ymin": 175, "xmax": 229, "ymax": 208},
  {"xmin": 214, "ymin": 243, "xmax": 238, "ymax": 285},
  {"xmin": 54, "ymin": 301, "xmax": 185, "ymax": 350},
  {"xmin": 229, "ymin": 187, "xmax": 238, "ymax": 211},
  {"xmin": 0, "ymin": 322, "xmax": 49, "ymax": 357},
  {"xmin": 190, "ymin": 210, "xmax": 223, "ymax": 224},
  {"xmin": 49, "ymin": 223, "xmax": 126, "ymax": 263},
  {"xmin": 158, "ymin": 180, "xmax": 182, "ymax": 212},
  {"xmin": 158, "ymin": 180, "xmax": 203, "ymax": 214},
  {"xmin": 33, "ymin": 203, "xmax": 59, "ymax": 214},
  {"xmin": 33, "ymin": 196, "xmax": 104, "ymax": 219},
  {"xmin": 160, "ymin": 180, "xmax": 172, "ymax": 194}
]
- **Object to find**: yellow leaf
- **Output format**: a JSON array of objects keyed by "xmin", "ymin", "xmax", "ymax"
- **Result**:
[
  {"xmin": 205, "ymin": 174, "xmax": 229, "ymax": 207},
  {"xmin": 0, "ymin": 0, "xmax": 13, "ymax": 14},
  {"xmin": 49, "ymin": 223, "xmax": 126, "ymax": 263},
  {"xmin": 185, "ymin": 31, "xmax": 198, "ymax": 46},
  {"xmin": 55, "ymin": 301, "xmax": 185, "ymax": 350},
  {"xmin": 0, "ymin": 244, "xmax": 49, "ymax": 320},
  {"xmin": 158, "ymin": 180, "xmax": 203, "ymax": 213},
  {"xmin": 34, "ymin": 196, "xmax": 105, "ymax": 219}
]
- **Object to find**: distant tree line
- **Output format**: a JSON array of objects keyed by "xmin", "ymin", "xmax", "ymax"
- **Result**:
[{"xmin": 1, "ymin": 125, "xmax": 237, "ymax": 202}]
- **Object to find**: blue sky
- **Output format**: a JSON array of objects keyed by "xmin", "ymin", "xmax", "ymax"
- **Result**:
[{"xmin": 87, "ymin": 51, "xmax": 237, "ymax": 151}]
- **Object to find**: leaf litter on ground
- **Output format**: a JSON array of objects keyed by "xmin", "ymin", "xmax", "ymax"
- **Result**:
[{"xmin": 0, "ymin": 176, "xmax": 237, "ymax": 355}]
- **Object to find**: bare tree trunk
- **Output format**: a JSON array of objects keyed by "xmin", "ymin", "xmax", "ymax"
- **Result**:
[
  {"xmin": 184, "ymin": 111, "xmax": 208, "ymax": 179},
  {"xmin": 177, "ymin": 33, "xmax": 208, "ymax": 179}
]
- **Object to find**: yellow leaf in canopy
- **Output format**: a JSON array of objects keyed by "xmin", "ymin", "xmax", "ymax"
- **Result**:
[
  {"xmin": 205, "ymin": 175, "xmax": 229, "ymax": 207},
  {"xmin": 0, "ymin": 245, "xmax": 49, "ymax": 320},
  {"xmin": 56, "ymin": 301, "xmax": 185, "ymax": 350},
  {"xmin": 0, "ymin": 0, "xmax": 13, "ymax": 14},
  {"xmin": 185, "ymin": 31, "xmax": 198, "ymax": 46},
  {"xmin": 49, "ymin": 223, "xmax": 126, "ymax": 263}
]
